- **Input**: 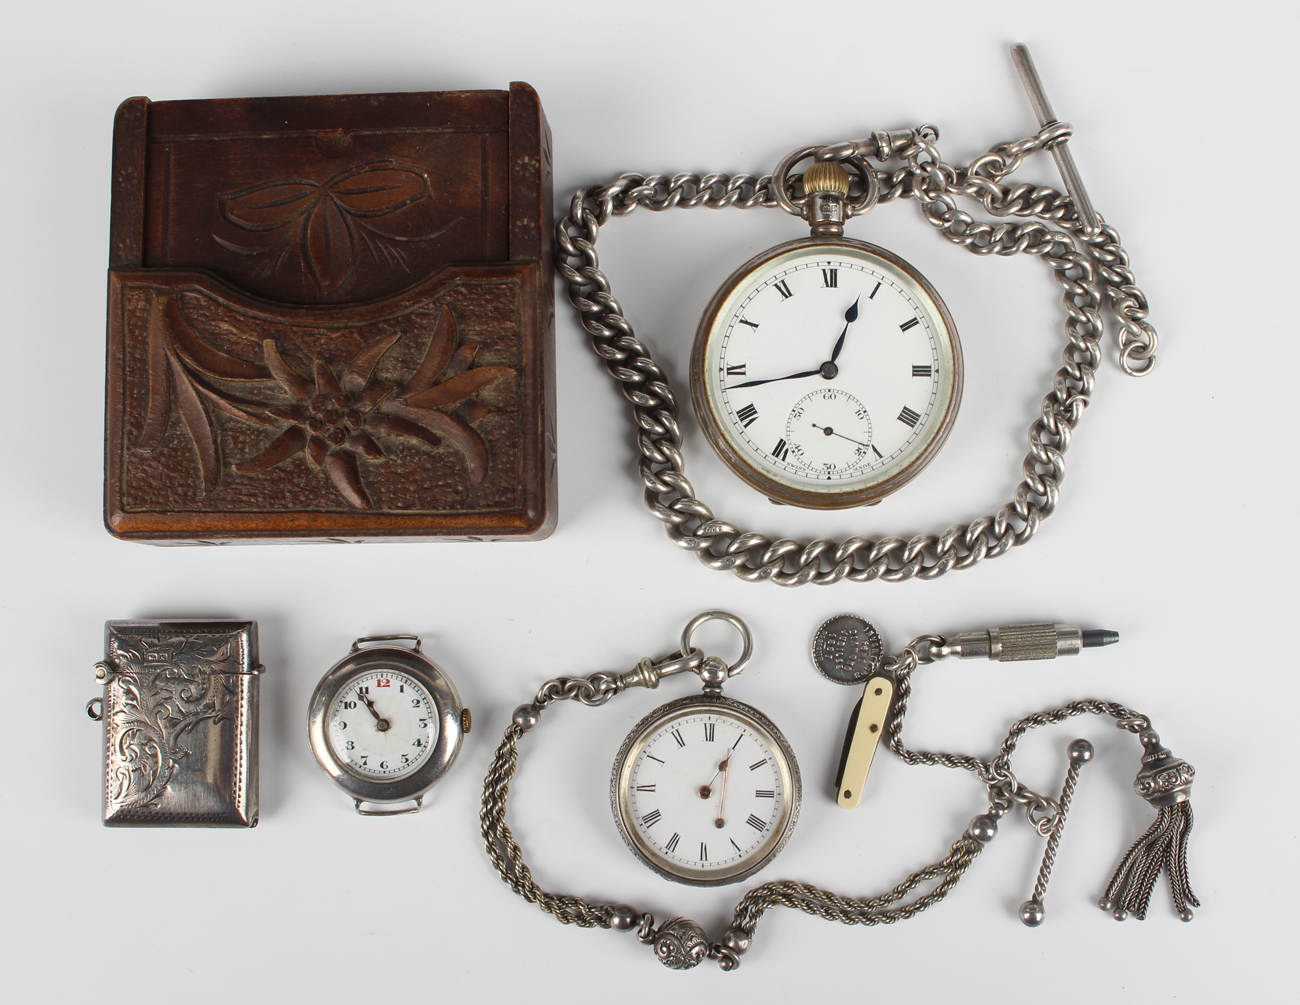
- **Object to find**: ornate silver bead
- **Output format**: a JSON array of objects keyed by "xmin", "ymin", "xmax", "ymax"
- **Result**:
[
  {"xmin": 968, "ymin": 814, "xmax": 998, "ymax": 843},
  {"xmin": 512, "ymin": 704, "xmax": 541, "ymax": 731},
  {"xmin": 1133, "ymin": 736, "xmax": 1195, "ymax": 807},
  {"xmin": 608, "ymin": 905, "xmax": 639, "ymax": 932},
  {"xmin": 1019, "ymin": 900, "xmax": 1045, "ymax": 927},
  {"xmin": 652, "ymin": 918, "xmax": 709, "ymax": 970}
]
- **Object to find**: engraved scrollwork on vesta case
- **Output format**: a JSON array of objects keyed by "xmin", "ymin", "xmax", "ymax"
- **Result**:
[
  {"xmin": 213, "ymin": 159, "xmax": 461, "ymax": 299},
  {"xmin": 105, "ymin": 634, "xmax": 240, "ymax": 812},
  {"xmin": 133, "ymin": 291, "xmax": 516, "ymax": 509}
]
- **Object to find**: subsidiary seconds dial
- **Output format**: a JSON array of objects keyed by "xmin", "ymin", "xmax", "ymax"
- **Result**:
[
  {"xmin": 691, "ymin": 237, "xmax": 962, "ymax": 508},
  {"xmin": 785, "ymin": 387, "xmax": 875, "ymax": 477}
]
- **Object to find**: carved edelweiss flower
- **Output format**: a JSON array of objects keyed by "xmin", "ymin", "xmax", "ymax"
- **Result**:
[{"xmin": 233, "ymin": 306, "xmax": 512, "ymax": 508}]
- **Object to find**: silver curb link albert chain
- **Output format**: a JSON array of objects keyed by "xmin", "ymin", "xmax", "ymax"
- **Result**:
[
  {"xmin": 555, "ymin": 50, "xmax": 1159, "ymax": 586},
  {"xmin": 480, "ymin": 625, "xmax": 1163, "ymax": 971}
]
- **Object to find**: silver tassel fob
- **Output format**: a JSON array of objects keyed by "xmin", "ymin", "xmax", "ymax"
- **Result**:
[{"xmin": 1100, "ymin": 729, "xmax": 1199, "ymax": 921}]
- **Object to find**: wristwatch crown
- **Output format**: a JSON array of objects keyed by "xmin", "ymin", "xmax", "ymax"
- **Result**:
[{"xmin": 802, "ymin": 160, "xmax": 851, "ymax": 197}]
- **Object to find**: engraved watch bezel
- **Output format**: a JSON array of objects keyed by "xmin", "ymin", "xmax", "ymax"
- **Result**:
[
  {"xmin": 307, "ymin": 642, "xmax": 464, "ymax": 809},
  {"xmin": 610, "ymin": 692, "xmax": 802, "ymax": 888},
  {"xmin": 690, "ymin": 236, "xmax": 963, "ymax": 509}
]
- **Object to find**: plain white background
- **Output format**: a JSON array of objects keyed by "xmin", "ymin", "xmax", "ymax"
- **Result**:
[{"xmin": 2, "ymin": 1, "xmax": 1295, "ymax": 1001}]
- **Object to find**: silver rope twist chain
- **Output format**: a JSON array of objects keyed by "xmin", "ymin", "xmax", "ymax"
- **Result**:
[
  {"xmin": 555, "ymin": 123, "xmax": 1158, "ymax": 585},
  {"xmin": 479, "ymin": 639, "xmax": 1151, "ymax": 969}
]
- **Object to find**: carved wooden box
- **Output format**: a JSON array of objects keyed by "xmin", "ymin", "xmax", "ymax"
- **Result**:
[{"xmin": 105, "ymin": 84, "xmax": 555, "ymax": 542}]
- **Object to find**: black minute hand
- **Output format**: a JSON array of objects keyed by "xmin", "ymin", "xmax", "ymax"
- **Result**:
[{"xmin": 731, "ymin": 368, "xmax": 822, "ymax": 389}]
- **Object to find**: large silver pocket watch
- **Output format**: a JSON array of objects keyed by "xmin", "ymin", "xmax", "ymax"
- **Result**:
[
  {"xmin": 610, "ymin": 613, "xmax": 801, "ymax": 886},
  {"xmin": 308, "ymin": 634, "xmax": 470, "ymax": 815},
  {"xmin": 691, "ymin": 157, "xmax": 962, "ymax": 509}
]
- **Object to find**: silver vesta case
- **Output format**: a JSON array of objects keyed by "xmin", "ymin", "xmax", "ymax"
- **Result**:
[{"xmin": 88, "ymin": 620, "xmax": 264, "ymax": 827}]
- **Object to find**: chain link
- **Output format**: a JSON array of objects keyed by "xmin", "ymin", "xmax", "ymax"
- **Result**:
[
  {"xmin": 534, "ymin": 672, "xmax": 620, "ymax": 708},
  {"xmin": 555, "ymin": 124, "xmax": 1159, "ymax": 586}
]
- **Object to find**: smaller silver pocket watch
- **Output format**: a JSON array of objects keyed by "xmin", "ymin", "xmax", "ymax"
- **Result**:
[
  {"xmin": 610, "ymin": 613, "xmax": 801, "ymax": 886},
  {"xmin": 308, "ymin": 635, "xmax": 470, "ymax": 815}
]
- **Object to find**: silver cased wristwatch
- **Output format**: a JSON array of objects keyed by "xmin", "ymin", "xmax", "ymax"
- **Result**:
[{"xmin": 307, "ymin": 635, "xmax": 469, "ymax": 815}]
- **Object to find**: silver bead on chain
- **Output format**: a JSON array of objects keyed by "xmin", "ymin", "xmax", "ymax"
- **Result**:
[{"xmin": 554, "ymin": 123, "xmax": 1159, "ymax": 585}]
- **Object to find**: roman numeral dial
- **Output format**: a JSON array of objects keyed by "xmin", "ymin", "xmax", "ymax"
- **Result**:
[
  {"xmin": 615, "ymin": 705, "xmax": 800, "ymax": 884},
  {"xmin": 698, "ymin": 241, "xmax": 961, "ymax": 507}
]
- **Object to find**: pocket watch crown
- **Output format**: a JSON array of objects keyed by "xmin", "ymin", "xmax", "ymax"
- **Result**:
[{"xmin": 802, "ymin": 160, "xmax": 851, "ymax": 197}]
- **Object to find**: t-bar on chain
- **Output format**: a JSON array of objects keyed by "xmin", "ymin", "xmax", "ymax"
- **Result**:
[{"xmin": 554, "ymin": 45, "xmax": 1158, "ymax": 586}]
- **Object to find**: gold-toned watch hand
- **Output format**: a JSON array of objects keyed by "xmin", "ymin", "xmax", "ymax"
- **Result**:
[
  {"xmin": 699, "ymin": 757, "xmax": 730, "ymax": 801},
  {"xmin": 358, "ymin": 691, "xmax": 391, "ymax": 732},
  {"xmin": 714, "ymin": 758, "xmax": 731, "ymax": 828}
]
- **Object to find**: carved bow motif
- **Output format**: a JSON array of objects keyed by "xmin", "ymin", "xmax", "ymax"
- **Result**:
[{"xmin": 214, "ymin": 159, "xmax": 459, "ymax": 298}]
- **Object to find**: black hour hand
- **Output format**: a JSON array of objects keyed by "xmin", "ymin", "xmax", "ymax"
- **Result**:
[{"xmin": 830, "ymin": 297, "xmax": 861, "ymax": 364}]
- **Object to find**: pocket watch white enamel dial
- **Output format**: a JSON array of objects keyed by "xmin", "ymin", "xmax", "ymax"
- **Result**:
[
  {"xmin": 691, "ymin": 161, "xmax": 962, "ymax": 509},
  {"xmin": 611, "ymin": 613, "xmax": 801, "ymax": 887},
  {"xmin": 308, "ymin": 635, "xmax": 470, "ymax": 815}
]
